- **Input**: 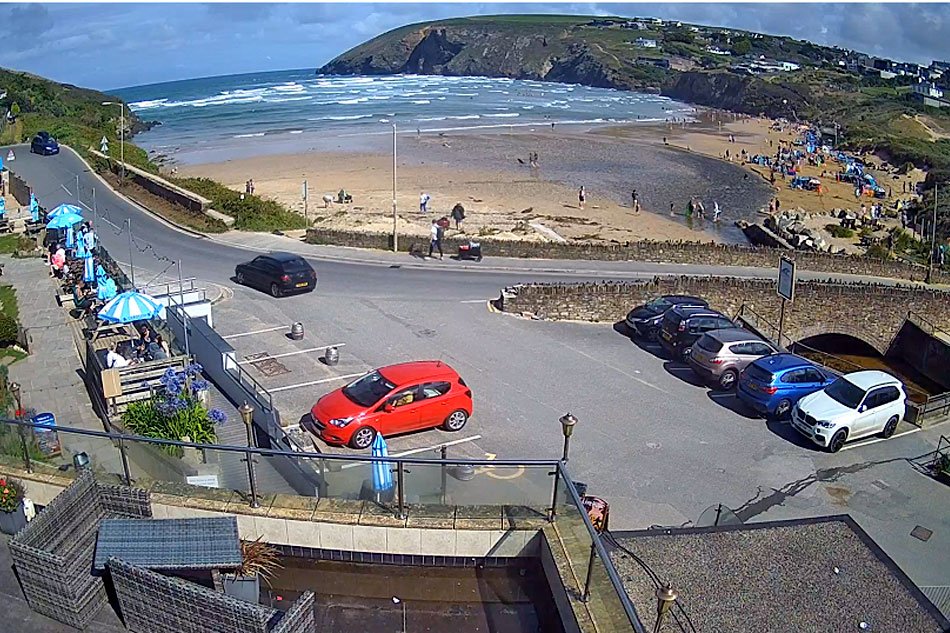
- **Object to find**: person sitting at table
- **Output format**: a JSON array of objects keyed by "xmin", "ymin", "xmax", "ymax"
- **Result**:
[
  {"xmin": 72, "ymin": 282, "xmax": 97, "ymax": 317},
  {"xmin": 105, "ymin": 344, "xmax": 130, "ymax": 369},
  {"xmin": 147, "ymin": 337, "xmax": 168, "ymax": 361},
  {"xmin": 50, "ymin": 244, "xmax": 66, "ymax": 278}
]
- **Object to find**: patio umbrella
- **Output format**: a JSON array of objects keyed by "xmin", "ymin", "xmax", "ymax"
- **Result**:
[
  {"xmin": 371, "ymin": 433, "xmax": 394, "ymax": 493},
  {"xmin": 97, "ymin": 291, "xmax": 161, "ymax": 324},
  {"xmin": 29, "ymin": 193, "xmax": 38, "ymax": 222},
  {"xmin": 47, "ymin": 203, "xmax": 83, "ymax": 219},
  {"xmin": 83, "ymin": 252, "xmax": 95, "ymax": 283},
  {"xmin": 0, "ymin": 197, "xmax": 5, "ymax": 218},
  {"xmin": 45, "ymin": 212, "xmax": 83, "ymax": 230}
]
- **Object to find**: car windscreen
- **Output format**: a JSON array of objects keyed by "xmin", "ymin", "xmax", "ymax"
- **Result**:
[
  {"xmin": 696, "ymin": 335, "xmax": 722, "ymax": 353},
  {"xmin": 824, "ymin": 377, "xmax": 865, "ymax": 409},
  {"xmin": 646, "ymin": 297, "xmax": 672, "ymax": 311},
  {"xmin": 745, "ymin": 363, "xmax": 774, "ymax": 384},
  {"xmin": 342, "ymin": 371, "xmax": 396, "ymax": 407},
  {"xmin": 281, "ymin": 258, "xmax": 311, "ymax": 272}
]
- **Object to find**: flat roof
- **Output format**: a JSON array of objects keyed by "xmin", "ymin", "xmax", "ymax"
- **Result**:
[{"xmin": 609, "ymin": 515, "xmax": 948, "ymax": 633}]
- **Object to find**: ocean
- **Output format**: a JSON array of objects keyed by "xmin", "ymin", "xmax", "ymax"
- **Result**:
[{"xmin": 117, "ymin": 68, "xmax": 697, "ymax": 164}]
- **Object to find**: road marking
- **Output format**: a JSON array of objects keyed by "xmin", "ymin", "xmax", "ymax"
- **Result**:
[
  {"xmin": 269, "ymin": 372, "xmax": 365, "ymax": 393},
  {"xmin": 237, "ymin": 344, "xmax": 346, "ymax": 364},
  {"xmin": 222, "ymin": 325, "xmax": 288, "ymax": 339},
  {"xmin": 61, "ymin": 184, "xmax": 72, "ymax": 196},
  {"xmin": 476, "ymin": 451, "xmax": 525, "ymax": 479},
  {"xmin": 339, "ymin": 435, "xmax": 483, "ymax": 470},
  {"xmin": 459, "ymin": 299, "xmax": 487, "ymax": 304},
  {"xmin": 839, "ymin": 428, "xmax": 921, "ymax": 451}
]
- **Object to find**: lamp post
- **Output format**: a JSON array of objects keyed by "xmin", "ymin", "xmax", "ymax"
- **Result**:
[
  {"xmin": 392, "ymin": 596, "xmax": 406, "ymax": 632},
  {"xmin": 653, "ymin": 583, "xmax": 678, "ymax": 633},
  {"xmin": 391, "ymin": 123, "xmax": 398, "ymax": 253},
  {"xmin": 926, "ymin": 183, "xmax": 938, "ymax": 284},
  {"xmin": 101, "ymin": 101, "xmax": 125, "ymax": 180},
  {"xmin": 178, "ymin": 260, "xmax": 190, "ymax": 357},
  {"xmin": 239, "ymin": 401, "xmax": 260, "ymax": 508},
  {"xmin": 559, "ymin": 413, "xmax": 577, "ymax": 463},
  {"xmin": 10, "ymin": 382, "xmax": 31, "ymax": 473}
]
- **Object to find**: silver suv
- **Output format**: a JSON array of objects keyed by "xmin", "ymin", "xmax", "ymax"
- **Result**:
[{"xmin": 688, "ymin": 329, "xmax": 778, "ymax": 390}]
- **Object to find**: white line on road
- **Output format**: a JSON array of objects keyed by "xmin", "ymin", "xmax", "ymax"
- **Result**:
[
  {"xmin": 237, "ymin": 344, "xmax": 347, "ymax": 364},
  {"xmin": 61, "ymin": 184, "xmax": 72, "ymax": 196},
  {"xmin": 839, "ymin": 428, "xmax": 921, "ymax": 451},
  {"xmin": 269, "ymin": 372, "xmax": 365, "ymax": 393},
  {"xmin": 459, "ymin": 299, "xmax": 488, "ymax": 304},
  {"xmin": 222, "ymin": 325, "xmax": 288, "ymax": 339},
  {"xmin": 339, "ymin": 435, "xmax": 483, "ymax": 470}
]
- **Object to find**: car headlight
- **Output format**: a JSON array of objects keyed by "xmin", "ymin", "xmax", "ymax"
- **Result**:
[
  {"xmin": 817, "ymin": 420, "xmax": 835, "ymax": 429},
  {"xmin": 328, "ymin": 417, "xmax": 353, "ymax": 428}
]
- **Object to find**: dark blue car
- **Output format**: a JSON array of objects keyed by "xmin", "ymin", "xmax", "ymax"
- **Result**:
[
  {"xmin": 737, "ymin": 353, "xmax": 836, "ymax": 420},
  {"xmin": 30, "ymin": 131, "xmax": 59, "ymax": 155}
]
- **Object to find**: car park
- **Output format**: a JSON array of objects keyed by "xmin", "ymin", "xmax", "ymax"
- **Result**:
[
  {"xmin": 30, "ymin": 131, "xmax": 59, "ymax": 155},
  {"xmin": 658, "ymin": 306, "xmax": 735, "ymax": 361},
  {"xmin": 625, "ymin": 295, "xmax": 708, "ymax": 340},
  {"xmin": 687, "ymin": 329, "xmax": 779, "ymax": 390},
  {"xmin": 737, "ymin": 353, "xmax": 837, "ymax": 419},
  {"xmin": 309, "ymin": 361, "xmax": 473, "ymax": 449},
  {"xmin": 792, "ymin": 370, "xmax": 906, "ymax": 452},
  {"xmin": 234, "ymin": 252, "xmax": 316, "ymax": 297}
]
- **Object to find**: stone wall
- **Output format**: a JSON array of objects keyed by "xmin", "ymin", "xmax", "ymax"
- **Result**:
[
  {"xmin": 496, "ymin": 277, "xmax": 950, "ymax": 354},
  {"xmin": 9, "ymin": 170, "xmax": 32, "ymax": 206},
  {"xmin": 305, "ymin": 228, "xmax": 949, "ymax": 284}
]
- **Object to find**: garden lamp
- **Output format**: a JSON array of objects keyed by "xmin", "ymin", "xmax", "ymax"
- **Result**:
[
  {"xmin": 559, "ymin": 413, "xmax": 578, "ymax": 463},
  {"xmin": 239, "ymin": 401, "xmax": 256, "ymax": 448},
  {"xmin": 654, "ymin": 583, "xmax": 678, "ymax": 633},
  {"xmin": 72, "ymin": 452, "xmax": 90, "ymax": 471}
]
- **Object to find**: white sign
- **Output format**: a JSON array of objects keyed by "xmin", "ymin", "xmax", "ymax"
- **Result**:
[
  {"xmin": 185, "ymin": 474, "xmax": 220, "ymax": 489},
  {"xmin": 100, "ymin": 136, "xmax": 109, "ymax": 153},
  {"xmin": 777, "ymin": 257, "xmax": 796, "ymax": 302},
  {"xmin": 302, "ymin": 180, "xmax": 308, "ymax": 200},
  {"xmin": 6, "ymin": 150, "xmax": 14, "ymax": 162}
]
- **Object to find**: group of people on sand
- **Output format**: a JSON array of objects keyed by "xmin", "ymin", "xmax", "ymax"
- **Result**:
[{"xmin": 685, "ymin": 197, "xmax": 722, "ymax": 222}]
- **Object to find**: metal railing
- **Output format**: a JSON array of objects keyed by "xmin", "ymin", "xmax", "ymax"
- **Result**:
[
  {"xmin": 0, "ymin": 416, "xmax": 645, "ymax": 632},
  {"xmin": 223, "ymin": 354, "xmax": 274, "ymax": 411}
]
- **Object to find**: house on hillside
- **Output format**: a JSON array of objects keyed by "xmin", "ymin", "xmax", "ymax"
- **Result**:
[
  {"xmin": 635, "ymin": 37, "xmax": 658, "ymax": 48},
  {"xmin": 913, "ymin": 81, "xmax": 950, "ymax": 108},
  {"xmin": 706, "ymin": 46, "xmax": 732, "ymax": 56}
]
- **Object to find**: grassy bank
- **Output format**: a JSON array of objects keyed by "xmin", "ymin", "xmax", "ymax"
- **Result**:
[{"xmin": 172, "ymin": 177, "xmax": 308, "ymax": 232}]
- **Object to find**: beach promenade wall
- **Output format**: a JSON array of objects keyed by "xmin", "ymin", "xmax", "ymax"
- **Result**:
[
  {"xmin": 494, "ymin": 277, "xmax": 950, "ymax": 354},
  {"xmin": 304, "ymin": 228, "xmax": 949, "ymax": 284}
]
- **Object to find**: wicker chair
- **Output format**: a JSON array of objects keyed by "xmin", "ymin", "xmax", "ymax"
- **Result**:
[
  {"xmin": 107, "ymin": 557, "xmax": 315, "ymax": 633},
  {"xmin": 9, "ymin": 470, "xmax": 152, "ymax": 629}
]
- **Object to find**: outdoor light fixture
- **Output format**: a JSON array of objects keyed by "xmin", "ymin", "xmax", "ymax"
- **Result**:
[
  {"xmin": 239, "ymin": 401, "xmax": 256, "ymax": 448},
  {"xmin": 9, "ymin": 381, "xmax": 21, "ymax": 412},
  {"xmin": 238, "ymin": 401, "xmax": 260, "ymax": 508},
  {"xmin": 72, "ymin": 452, "xmax": 90, "ymax": 471},
  {"xmin": 653, "ymin": 582, "xmax": 678, "ymax": 633},
  {"xmin": 559, "ymin": 413, "xmax": 578, "ymax": 463}
]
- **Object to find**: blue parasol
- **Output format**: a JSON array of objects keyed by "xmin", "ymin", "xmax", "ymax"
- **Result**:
[
  {"xmin": 371, "ymin": 433, "xmax": 394, "ymax": 493},
  {"xmin": 29, "ymin": 193, "xmax": 39, "ymax": 222},
  {"xmin": 97, "ymin": 291, "xmax": 161, "ymax": 324},
  {"xmin": 47, "ymin": 203, "xmax": 83, "ymax": 219},
  {"xmin": 45, "ymin": 212, "xmax": 83, "ymax": 230}
]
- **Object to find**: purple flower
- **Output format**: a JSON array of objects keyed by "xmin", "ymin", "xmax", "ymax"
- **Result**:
[
  {"xmin": 186, "ymin": 363, "xmax": 204, "ymax": 377},
  {"xmin": 164, "ymin": 379, "xmax": 182, "ymax": 397},
  {"xmin": 160, "ymin": 368, "xmax": 177, "ymax": 386},
  {"xmin": 190, "ymin": 379, "xmax": 209, "ymax": 395},
  {"xmin": 208, "ymin": 408, "xmax": 227, "ymax": 425}
]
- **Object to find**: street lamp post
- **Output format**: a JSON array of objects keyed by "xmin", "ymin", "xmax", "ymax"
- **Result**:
[
  {"xmin": 392, "ymin": 123, "xmax": 398, "ymax": 253},
  {"xmin": 239, "ymin": 401, "xmax": 260, "ymax": 508},
  {"xmin": 926, "ymin": 183, "xmax": 938, "ymax": 284},
  {"xmin": 101, "ymin": 101, "xmax": 125, "ymax": 180},
  {"xmin": 178, "ymin": 260, "xmax": 190, "ymax": 358},
  {"xmin": 559, "ymin": 413, "xmax": 578, "ymax": 463}
]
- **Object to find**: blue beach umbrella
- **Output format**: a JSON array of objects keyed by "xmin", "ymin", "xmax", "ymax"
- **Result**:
[
  {"xmin": 45, "ymin": 212, "xmax": 83, "ymax": 230},
  {"xmin": 97, "ymin": 291, "xmax": 162, "ymax": 324},
  {"xmin": 0, "ymin": 197, "xmax": 5, "ymax": 218},
  {"xmin": 29, "ymin": 193, "xmax": 39, "ymax": 222},
  {"xmin": 47, "ymin": 203, "xmax": 83, "ymax": 219},
  {"xmin": 371, "ymin": 433, "xmax": 394, "ymax": 493},
  {"xmin": 83, "ymin": 253, "xmax": 95, "ymax": 283}
]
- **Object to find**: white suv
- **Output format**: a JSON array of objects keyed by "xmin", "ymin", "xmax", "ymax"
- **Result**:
[{"xmin": 792, "ymin": 370, "xmax": 906, "ymax": 453}]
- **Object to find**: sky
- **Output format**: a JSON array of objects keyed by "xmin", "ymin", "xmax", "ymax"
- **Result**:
[{"xmin": 0, "ymin": 2, "xmax": 948, "ymax": 91}]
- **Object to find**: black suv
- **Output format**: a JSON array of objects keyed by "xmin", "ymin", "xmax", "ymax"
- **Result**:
[
  {"xmin": 30, "ymin": 131, "xmax": 59, "ymax": 155},
  {"xmin": 625, "ymin": 295, "xmax": 708, "ymax": 340},
  {"xmin": 659, "ymin": 305, "xmax": 735, "ymax": 360},
  {"xmin": 234, "ymin": 252, "xmax": 317, "ymax": 297}
]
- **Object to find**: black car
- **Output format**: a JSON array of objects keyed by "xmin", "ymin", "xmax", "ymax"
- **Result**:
[
  {"xmin": 30, "ymin": 131, "xmax": 59, "ymax": 155},
  {"xmin": 625, "ymin": 295, "xmax": 708, "ymax": 340},
  {"xmin": 658, "ymin": 305, "xmax": 735, "ymax": 361},
  {"xmin": 235, "ymin": 252, "xmax": 316, "ymax": 297}
]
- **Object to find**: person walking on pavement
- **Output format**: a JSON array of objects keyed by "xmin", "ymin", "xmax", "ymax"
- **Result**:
[
  {"xmin": 428, "ymin": 219, "xmax": 443, "ymax": 260},
  {"xmin": 578, "ymin": 186, "xmax": 586, "ymax": 210},
  {"xmin": 420, "ymin": 192, "xmax": 430, "ymax": 214}
]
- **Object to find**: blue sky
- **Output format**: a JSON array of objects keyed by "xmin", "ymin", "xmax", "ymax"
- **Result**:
[{"xmin": 1, "ymin": 3, "xmax": 948, "ymax": 90}]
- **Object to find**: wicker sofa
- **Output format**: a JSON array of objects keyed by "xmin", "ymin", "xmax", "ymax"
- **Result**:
[
  {"xmin": 9, "ymin": 470, "xmax": 152, "ymax": 629},
  {"xmin": 107, "ymin": 557, "xmax": 315, "ymax": 633}
]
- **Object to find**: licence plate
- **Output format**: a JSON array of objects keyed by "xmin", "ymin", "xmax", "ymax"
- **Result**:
[
  {"xmin": 295, "ymin": 282, "xmax": 308, "ymax": 288},
  {"xmin": 748, "ymin": 383, "xmax": 758, "ymax": 391},
  {"xmin": 661, "ymin": 331, "xmax": 672, "ymax": 342}
]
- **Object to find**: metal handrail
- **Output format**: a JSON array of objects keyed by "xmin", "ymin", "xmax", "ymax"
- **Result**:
[{"xmin": 223, "ymin": 355, "xmax": 274, "ymax": 411}]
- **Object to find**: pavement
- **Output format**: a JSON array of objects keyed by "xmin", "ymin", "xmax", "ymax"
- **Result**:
[{"xmin": 4, "ymin": 145, "xmax": 950, "ymax": 613}]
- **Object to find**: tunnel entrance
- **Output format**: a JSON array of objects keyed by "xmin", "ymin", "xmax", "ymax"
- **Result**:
[{"xmin": 793, "ymin": 333, "xmax": 941, "ymax": 404}]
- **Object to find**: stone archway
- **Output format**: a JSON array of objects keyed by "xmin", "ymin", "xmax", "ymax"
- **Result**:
[{"xmin": 793, "ymin": 329, "xmax": 888, "ymax": 357}]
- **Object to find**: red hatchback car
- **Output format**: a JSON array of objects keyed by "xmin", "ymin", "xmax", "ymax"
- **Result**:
[{"xmin": 309, "ymin": 361, "xmax": 473, "ymax": 449}]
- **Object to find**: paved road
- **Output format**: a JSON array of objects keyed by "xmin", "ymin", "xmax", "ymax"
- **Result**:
[{"xmin": 6, "ymin": 146, "xmax": 950, "ymax": 601}]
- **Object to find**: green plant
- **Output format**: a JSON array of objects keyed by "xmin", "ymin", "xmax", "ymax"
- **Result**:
[
  {"xmin": 0, "ymin": 313, "xmax": 18, "ymax": 346},
  {"xmin": 0, "ymin": 476, "xmax": 23, "ymax": 512},
  {"xmin": 234, "ymin": 537, "xmax": 283, "ymax": 581},
  {"xmin": 170, "ymin": 177, "xmax": 307, "ymax": 232},
  {"xmin": 938, "ymin": 454, "xmax": 950, "ymax": 475},
  {"xmin": 866, "ymin": 242, "xmax": 891, "ymax": 260},
  {"xmin": 824, "ymin": 224, "xmax": 854, "ymax": 239},
  {"xmin": 9, "ymin": 103, "xmax": 19, "ymax": 118}
]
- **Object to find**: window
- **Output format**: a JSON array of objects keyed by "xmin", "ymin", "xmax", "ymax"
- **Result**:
[
  {"xmin": 730, "ymin": 342, "xmax": 754, "ymax": 355},
  {"xmin": 804, "ymin": 369, "xmax": 826, "ymax": 383},
  {"xmin": 825, "ymin": 378, "xmax": 865, "ymax": 409},
  {"xmin": 749, "ymin": 343, "xmax": 775, "ymax": 356},
  {"xmin": 420, "ymin": 382, "xmax": 451, "ymax": 399},
  {"xmin": 697, "ymin": 335, "xmax": 722, "ymax": 353},
  {"xmin": 716, "ymin": 318, "xmax": 734, "ymax": 330},
  {"xmin": 390, "ymin": 387, "xmax": 419, "ymax": 408},
  {"xmin": 783, "ymin": 369, "xmax": 808, "ymax": 384},
  {"xmin": 866, "ymin": 386, "xmax": 900, "ymax": 409},
  {"xmin": 342, "ymin": 371, "xmax": 396, "ymax": 407}
]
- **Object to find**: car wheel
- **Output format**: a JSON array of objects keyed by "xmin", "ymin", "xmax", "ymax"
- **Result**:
[
  {"xmin": 828, "ymin": 429, "xmax": 848, "ymax": 453},
  {"xmin": 680, "ymin": 346, "xmax": 692, "ymax": 361},
  {"xmin": 236, "ymin": 271, "xmax": 245, "ymax": 285},
  {"xmin": 881, "ymin": 415, "xmax": 899, "ymax": 438},
  {"xmin": 717, "ymin": 369, "xmax": 738, "ymax": 391},
  {"xmin": 442, "ymin": 409, "xmax": 469, "ymax": 432},
  {"xmin": 773, "ymin": 399, "xmax": 793, "ymax": 420},
  {"xmin": 349, "ymin": 426, "xmax": 376, "ymax": 450},
  {"xmin": 270, "ymin": 283, "xmax": 282, "ymax": 298}
]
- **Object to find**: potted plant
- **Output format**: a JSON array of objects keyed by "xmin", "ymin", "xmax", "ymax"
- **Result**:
[
  {"xmin": 0, "ymin": 476, "xmax": 27, "ymax": 535},
  {"xmin": 222, "ymin": 538, "xmax": 282, "ymax": 604},
  {"xmin": 934, "ymin": 454, "xmax": 950, "ymax": 486}
]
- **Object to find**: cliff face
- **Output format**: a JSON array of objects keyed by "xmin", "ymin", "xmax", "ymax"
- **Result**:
[{"xmin": 661, "ymin": 71, "xmax": 811, "ymax": 120}]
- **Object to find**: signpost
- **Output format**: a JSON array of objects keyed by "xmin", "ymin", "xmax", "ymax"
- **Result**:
[
  {"xmin": 100, "ymin": 136, "xmax": 109, "ymax": 154},
  {"xmin": 6, "ymin": 150, "xmax": 14, "ymax": 162},
  {"xmin": 302, "ymin": 180, "xmax": 308, "ymax": 222},
  {"xmin": 777, "ymin": 256, "xmax": 796, "ymax": 348}
]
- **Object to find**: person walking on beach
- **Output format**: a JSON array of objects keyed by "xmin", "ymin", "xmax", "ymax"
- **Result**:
[
  {"xmin": 248, "ymin": 179, "xmax": 255, "ymax": 195},
  {"xmin": 686, "ymin": 199, "xmax": 694, "ymax": 219},
  {"xmin": 578, "ymin": 186, "xmax": 586, "ymax": 210},
  {"xmin": 428, "ymin": 219, "xmax": 444, "ymax": 260},
  {"xmin": 713, "ymin": 201, "xmax": 722, "ymax": 222},
  {"xmin": 245, "ymin": 180, "xmax": 251, "ymax": 194},
  {"xmin": 670, "ymin": 201, "xmax": 675, "ymax": 216},
  {"xmin": 420, "ymin": 192, "xmax": 430, "ymax": 214},
  {"xmin": 451, "ymin": 202, "xmax": 466, "ymax": 229}
]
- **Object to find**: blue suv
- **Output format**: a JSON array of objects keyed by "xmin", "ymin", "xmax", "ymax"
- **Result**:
[
  {"xmin": 30, "ymin": 131, "xmax": 59, "ymax": 155},
  {"xmin": 737, "ymin": 353, "xmax": 836, "ymax": 420}
]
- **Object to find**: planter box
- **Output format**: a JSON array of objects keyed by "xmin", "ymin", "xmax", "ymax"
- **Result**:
[
  {"xmin": 0, "ymin": 501, "xmax": 28, "ymax": 535},
  {"xmin": 222, "ymin": 574, "xmax": 259, "ymax": 604},
  {"xmin": 934, "ymin": 468, "xmax": 950, "ymax": 487}
]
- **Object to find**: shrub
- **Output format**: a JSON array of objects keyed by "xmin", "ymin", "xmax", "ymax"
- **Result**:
[
  {"xmin": 824, "ymin": 224, "xmax": 854, "ymax": 239},
  {"xmin": 867, "ymin": 243, "xmax": 891, "ymax": 260},
  {"xmin": 170, "ymin": 177, "xmax": 307, "ymax": 232},
  {"xmin": 0, "ymin": 313, "xmax": 18, "ymax": 346}
]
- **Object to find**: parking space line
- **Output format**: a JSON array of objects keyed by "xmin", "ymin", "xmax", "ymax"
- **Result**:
[
  {"xmin": 269, "ymin": 372, "xmax": 366, "ymax": 393},
  {"xmin": 339, "ymin": 435, "xmax": 483, "ymax": 470},
  {"xmin": 223, "ymin": 325, "xmax": 288, "ymax": 339},
  {"xmin": 839, "ymin": 428, "xmax": 921, "ymax": 452},
  {"xmin": 459, "ymin": 299, "xmax": 487, "ymax": 304},
  {"xmin": 237, "ymin": 344, "xmax": 346, "ymax": 364}
]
